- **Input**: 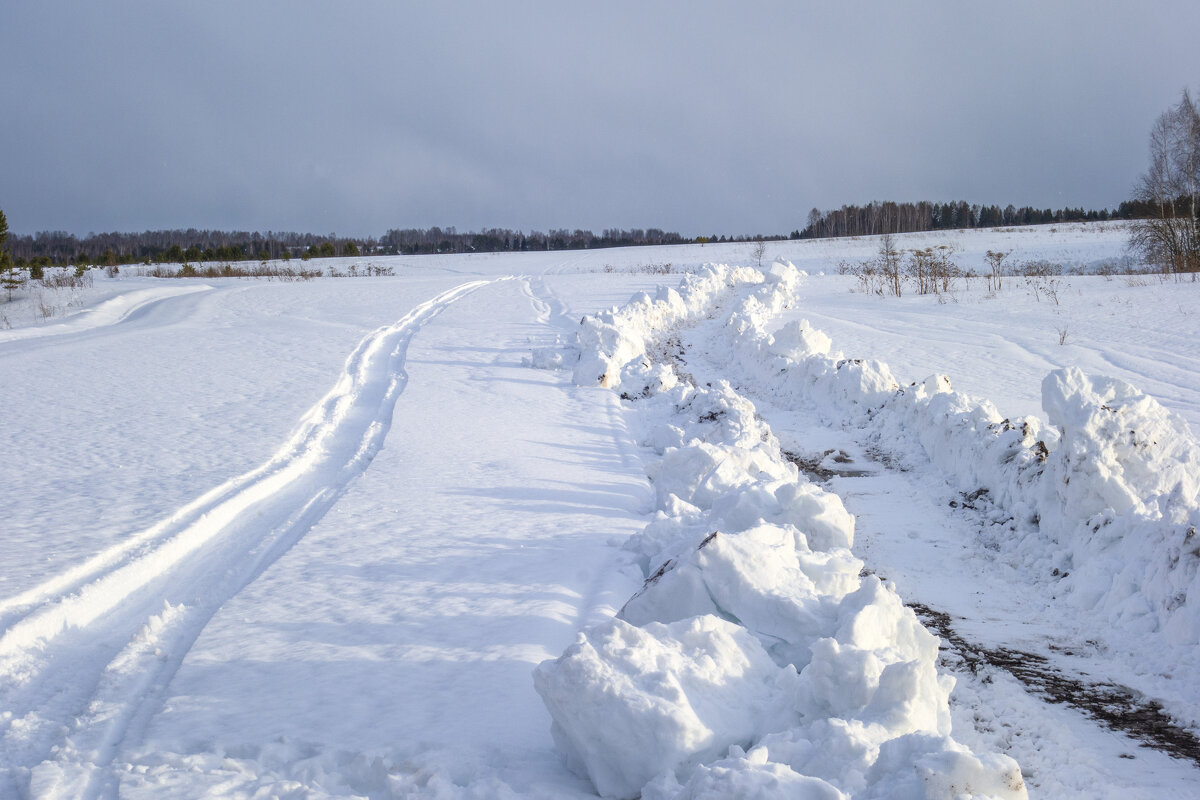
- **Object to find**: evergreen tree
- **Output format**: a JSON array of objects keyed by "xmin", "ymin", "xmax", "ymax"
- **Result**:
[
  {"xmin": 0, "ymin": 208, "xmax": 21, "ymax": 300},
  {"xmin": 0, "ymin": 208, "xmax": 10, "ymax": 270}
]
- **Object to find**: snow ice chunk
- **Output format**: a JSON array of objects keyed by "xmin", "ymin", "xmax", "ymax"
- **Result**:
[
  {"xmin": 830, "ymin": 358, "xmax": 901, "ymax": 408},
  {"xmin": 620, "ymin": 525, "xmax": 861, "ymax": 669},
  {"xmin": 919, "ymin": 373, "xmax": 952, "ymax": 397},
  {"xmin": 703, "ymin": 473, "xmax": 856, "ymax": 550},
  {"xmin": 754, "ymin": 719, "xmax": 878, "ymax": 793},
  {"xmin": 649, "ymin": 442, "xmax": 793, "ymax": 510},
  {"xmin": 642, "ymin": 752, "xmax": 848, "ymax": 800},
  {"xmin": 619, "ymin": 359, "xmax": 680, "ymax": 398},
  {"xmin": 533, "ymin": 615, "xmax": 802, "ymax": 800},
  {"xmin": 799, "ymin": 579, "xmax": 950, "ymax": 737},
  {"xmin": 862, "ymin": 733, "xmax": 1027, "ymax": 799},
  {"xmin": 774, "ymin": 481, "xmax": 856, "ymax": 551},
  {"xmin": 1042, "ymin": 366, "xmax": 1200, "ymax": 520},
  {"xmin": 769, "ymin": 319, "xmax": 832, "ymax": 359},
  {"xmin": 834, "ymin": 579, "xmax": 942, "ymax": 666},
  {"xmin": 523, "ymin": 347, "xmax": 564, "ymax": 369},
  {"xmin": 1036, "ymin": 367, "xmax": 1200, "ymax": 639},
  {"xmin": 709, "ymin": 481, "xmax": 789, "ymax": 533}
]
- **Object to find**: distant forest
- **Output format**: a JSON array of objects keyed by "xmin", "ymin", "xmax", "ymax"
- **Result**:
[
  {"xmin": 794, "ymin": 199, "xmax": 1152, "ymax": 240},
  {"xmin": 5, "ymin": 227, "xmax": 691, "ymax": 268},
  {"xmin": 5, "ymin": 200, "xmax": 1151, "ymax": 268}
]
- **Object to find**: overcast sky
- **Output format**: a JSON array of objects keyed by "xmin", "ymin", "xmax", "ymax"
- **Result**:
[{"xmin": 3, "ymin": 2, "xmax": 1198, "ymax": 237}]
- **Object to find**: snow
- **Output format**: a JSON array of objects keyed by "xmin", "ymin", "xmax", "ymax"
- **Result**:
[
  {"xmin": 536, "ymin": 262, "xmax": 1023, "ymax": 798},
  {"xmin": 1, "ymin": 222, "xmax": 1199, "ymax": 798}
]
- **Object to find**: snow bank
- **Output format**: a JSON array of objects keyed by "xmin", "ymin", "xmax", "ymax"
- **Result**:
[
  {"xmin": 535, "ymin": 263, "xmax": 1026, "ymax": 799},
  {"xmin": 695, "ymin": 263, "xmax": 1200, "ymax": 648},
  {"xmin": 1040, "ymin": 368, "xmax": 1200, "ymax": 642},
  {"xmin": 572, "ymin": 264, "xmax": 762, "ymax": 388}
]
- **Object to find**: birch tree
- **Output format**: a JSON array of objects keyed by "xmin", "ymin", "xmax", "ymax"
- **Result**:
[{"xmin": 1130, "ymin": 90, "xmax": 1200, "ymax": 276}]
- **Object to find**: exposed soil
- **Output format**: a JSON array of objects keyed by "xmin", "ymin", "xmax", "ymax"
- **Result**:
[
  {"xmin": 782, "ymin": 448, "xmax": 876, "ymax": 481},
  {"xmin": 647, "ymin": 333, "xmax": 698, "ymax": 386},
  {"xmin": 909, "ymin": 601, "xmax": 1200, "ymax": 766}
]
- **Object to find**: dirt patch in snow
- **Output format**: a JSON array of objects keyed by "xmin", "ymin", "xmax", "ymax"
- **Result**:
[
  {"xmin": 908, "ymin": 601, "xmax": 1200, "ymax": 766},
  {"xmin": 782, "ymin": 449, "xmax": 877, "ymax": 481}
]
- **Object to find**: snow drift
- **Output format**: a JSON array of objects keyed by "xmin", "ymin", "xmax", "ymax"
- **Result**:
[
  {"xmin": 536, "ymin": 264, "xmax": 1026, "ymax": 799},
  {"xmin": 693, "ymin": 263, "xmax": 1200, "ymax": 650}
]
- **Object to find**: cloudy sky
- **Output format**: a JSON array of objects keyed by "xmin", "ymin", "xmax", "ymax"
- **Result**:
[{"xmin": 3, "ymin": 2, "xmax": 1198, "ymax": 237}]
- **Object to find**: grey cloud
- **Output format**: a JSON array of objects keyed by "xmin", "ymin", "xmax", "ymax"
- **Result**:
[{"xmin": 2, "ymin": 1, "xmax": 1197, "ymax": 236}]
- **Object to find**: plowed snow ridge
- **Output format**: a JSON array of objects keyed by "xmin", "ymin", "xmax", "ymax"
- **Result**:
[{"xmin": 0, "ymin": 278, "xmax": 495, "ymax": 798}]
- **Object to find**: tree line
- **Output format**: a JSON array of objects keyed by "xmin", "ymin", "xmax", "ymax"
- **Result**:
[
  {"xmin": 794, "ymin": 199, "xmax": 1148, "ymax": 240},
  {"xmin": 2, "ymin": 193, "xmax": 1172, "ymax": 272},
  {"xmin": 5, "ymin": 226, "xmax": 695, "ymax": 268},
  {"xmin": 379, "ymin": 226, "xmax": 690, "ymax": 255},
  {"xmin": 5, "ymin": 229, "xmax": 366, "ymax": 269}
]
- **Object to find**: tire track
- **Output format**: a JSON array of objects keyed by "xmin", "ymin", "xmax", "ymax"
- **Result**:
[
  {"xmin": 0, "ymin": 278, "xmax": 496, "ymax": 798},
  {"xmin": 906, "ymin": 601, "xmax": 1200, "ymax": 766}
]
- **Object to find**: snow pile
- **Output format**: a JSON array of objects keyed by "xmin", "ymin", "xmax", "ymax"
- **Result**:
[
  {"xmin": 572, "ymin": 264, "xmax": 762, "ymax": 388},
  {"xmin": 535, "ymin": 264, "xmax": 1026, "ymax": 799},
  {"xmin": 1040, "ymin": 368, "xmax": 1200, "ymax": 642},
  {"xmin": 696, "ymin": 266, "xmax": 1200, "ymax": 646}
]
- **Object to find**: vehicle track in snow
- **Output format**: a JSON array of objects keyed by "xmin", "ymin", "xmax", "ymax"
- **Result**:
[
  {"xmin": 903, "ymin": 600, "xmax": 1200, "ymax": 766},
  {"xmin": 0, "ymin": 278, "xmax": 496, "ymax": 799},
  {"xmin": 523, "ymin": 275, "xmax": 648, "ymax": 633},
  {"xmin": 771, "ymin": 390, "xmax": 1200, "ymax": 770},
  {"xmin": 774, "ymin": 405, "xmax": 1200, "ymax": 768}
]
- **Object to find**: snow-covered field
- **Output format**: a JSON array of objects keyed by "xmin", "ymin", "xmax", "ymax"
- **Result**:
[{"xmin": 2, "ymin": 222, "xmax": 1198, "ymax": 798}]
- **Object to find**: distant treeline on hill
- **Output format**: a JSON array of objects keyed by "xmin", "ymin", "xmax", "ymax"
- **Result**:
[
  {"xmin": 794, "ymin": 199, "xmax": 1153, "ymax": 239},
  {"xmin": 6, "ymin": 226, "xmax": 691, "ymax": 268},
  {"xmin": 6, "ymin": 200, "xmax": 1159, "ymax": 268}
]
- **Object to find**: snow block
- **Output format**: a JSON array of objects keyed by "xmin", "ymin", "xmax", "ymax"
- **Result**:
[
  {"xmin": 571, "ymin": 264, "xmax": 764, "ymax": 389},
  {"xmin": 1042, "ymin": 366, "xmax": 1200, "ymax": 521},
  {"xmin": 532, "ymin": 615, "xmax": 802, "ymax": 800},
  {"xmin": 862, "ymin": 734, "xmax": 1027, "ymax": 799},
  {"xmin": 641, "ymin": 748, "xmax": 848, "ymax": 800},
  {"xmin": 648, "ymin": 442, "xmax": 793, "ymax": 511},
  {"xmin": 1039, "ymin": 367, "xmax": 1200, "ymax": 635},
  {"xmin": 769, "ymin": 319, "xmax": 832, "ymax": 360},
  {"xmin": 620, "ymin": 525, "xmax": 860, "ymax": 669}
]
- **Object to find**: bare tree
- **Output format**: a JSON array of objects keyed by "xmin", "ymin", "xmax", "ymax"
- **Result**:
[
  {"xmin": 879, "ymin": 233, "xmax": 903, "ymax": 297},
  {"xmin": 751, "ymin": 240, "xmax": 767, "ymax": 268},
  {"xmin": 1130, "ymin": 89, "xmax": 1200, "ymax": 277}
]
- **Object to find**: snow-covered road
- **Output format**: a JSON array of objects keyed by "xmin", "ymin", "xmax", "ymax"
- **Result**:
[{"xmin": 0, "ymin": 272, "xmax": 657, "ymax": 797}]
